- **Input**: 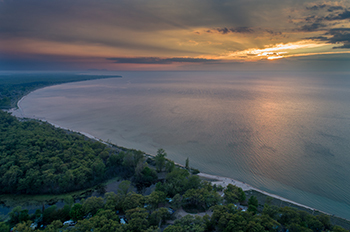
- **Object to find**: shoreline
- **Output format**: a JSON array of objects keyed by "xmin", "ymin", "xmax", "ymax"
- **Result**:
[
  {"xmin": 196, "ymin": 173, "xmax": 324, "ymax": 213},
  {"xmin": 9, "ymin": 94, "xmax": 332, "ymax": 218}
]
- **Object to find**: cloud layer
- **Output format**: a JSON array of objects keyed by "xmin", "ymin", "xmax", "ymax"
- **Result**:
[{"xmin": 1, "ymin": 0, "xmax": 350, "ymax": 70}]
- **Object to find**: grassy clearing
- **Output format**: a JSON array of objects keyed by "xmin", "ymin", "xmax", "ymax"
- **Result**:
[{"xmin": 0, "ymin": 189, "xmax": 93, "ymax": 208}]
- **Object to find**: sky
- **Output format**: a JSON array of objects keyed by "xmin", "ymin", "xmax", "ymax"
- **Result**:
[{"xmin": 1, "ymin": 0, "xmax": 350, "ymax": 71}]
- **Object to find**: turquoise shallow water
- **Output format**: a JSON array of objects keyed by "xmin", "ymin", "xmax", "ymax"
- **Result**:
[{"xmin": 17, "ymin": 71, "xmax": 350, "ymax": 219}]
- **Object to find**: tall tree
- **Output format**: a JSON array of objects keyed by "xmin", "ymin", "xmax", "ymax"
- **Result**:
[
  {"xmin": 185, "ymin": 158, "xmax": 190, "ymax": 170},
  {"xmin": 118, "ymin": 180, "xmax": 131, "ymax": 196},
  {"xmin": 155, "ymin": 149, "xmax": 167, "ymax": 172}
]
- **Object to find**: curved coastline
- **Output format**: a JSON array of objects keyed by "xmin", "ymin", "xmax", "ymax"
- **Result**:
[{"xmin": 10, "ymin": 89, "xmax": 332, "ymax": 218}]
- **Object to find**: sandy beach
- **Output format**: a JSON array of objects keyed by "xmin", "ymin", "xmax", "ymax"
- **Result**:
[{"xmin": 197, "ymin": 173, "xmax": 326, "ymax": 213}]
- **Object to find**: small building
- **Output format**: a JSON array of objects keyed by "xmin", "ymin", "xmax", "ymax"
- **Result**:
[
  {"xmin": 30, "ymin": 223, "xmax": 38, "ymax": 230},
  {"xmin": 167, "ymin": 207, "xmax": 175, "ymax": 214},
  {"xmin": 63, "ymin": 220, "xmax": 76, "ymax": 226},
  {"xmin": 120, "ymin": 218, "xmax": 127, "ymax": 224}
]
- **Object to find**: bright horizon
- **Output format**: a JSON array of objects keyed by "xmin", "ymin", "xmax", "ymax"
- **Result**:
[{"xmin": 1, "ymin": 0, "xmax": 350, "ymax": 71}]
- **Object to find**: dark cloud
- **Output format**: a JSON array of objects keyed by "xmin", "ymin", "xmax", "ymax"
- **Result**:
[
  {"xmin": 306, "ymin": 4, "xmax": 344, "ymax": 12},
  {"xmin": 305, "ymin": 15, "xmax": 317, "ymax": 21},
  {"xmin": 107, "ymin": 57, "xmax": 220, "ymax": 64},
  {"xmin": 215, "ymin": 27, "xmax": 254, "ymax": 34},
  {"xmin": 234, "ymin": 27, "xmax": 254, "ymax": 33},
  {"xmin": 265, "ymin": 29, "xmax": 282, "ymax": 35},
  {"xmin": 308, "ymin": 28, "xmax": 350, "ymax": 49},
  {"xmin": 328, "ymin": 28, "xmax": 350, "ymax": 49},
  {"xmin": 306, "ymin": 36, "xmax": 329, "ymax": 41},
  {"xmin": 296, "ymin": 5, "xmax": 350, "ymax": 32},
  {"xmin": 299, "ymin": 22, "xmax": 327, "ymax": 32},
  {"xmin": 217, "ymin": 27, "xmax": 230, "ymax": 34},
  {"xmin": 325, "ymin": 10, "xmax": 350, "ymax": 20},
  {"xmin": 327, "ymin": 6, "xmax": 344, "ymax": 12},
  {"xmin": 306, "ymin": 4, "xmax": 327, "ymax": 10}
]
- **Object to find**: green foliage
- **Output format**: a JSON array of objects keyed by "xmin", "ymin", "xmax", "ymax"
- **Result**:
[
  {"xmin": 44, "ymin": 220, "xmax": 63, "ymax": 232},
  {"xmin": 43, "ymin": 205, "xmax": 59, "ymax": 224},
  {"xmin": 224, "ymin": 184, "xmax": 246, "ymax": 204},
  {"xmin": 72, "ymin": 209, "xmax": 122, "ymax": 232},
  {"xmin": 183, "ymin": 188, "xmax": 222, "ymax": 212},
  {"xmin": 123, "ymin": 192, "xmax": 145, "ymax": 211},
  {"xmin": 171, "ymin": 194, "xmax": 182, "ymax": 210},
  {"xmin": 248, "ymin": 196, "xmax": 258, "ymax": 207},
  {"xmin": 9, "ymin": 206, "xmax": 30, "ymax": 225},
  {"xmin": 169, "ymin": 215, "xmax": 206, "ymax": 232},
  {"xmin": 216, "ymin": 184, "xmax": 225, "ymax": 192},
  {"xmin": 118, "ymin": 180, "xmax": 131, "ymax": 196},
  {"xmin": 275, "ymin": 206, "xmax": 339, "ymax": 232},
  {"xmin": 149, "ymin": 207, "xmax": 170, "ymax": 227},
  {"xmin": 316, "ymin": 214, "xmax": 332, "ymax": 230},
  {"xmin": 248, "ymin": 204, "xmax": 258, "ymax": 214},
  {"xmin": 146, "ymin": 191, "xmax": 166, "ymax": 210},
  {"xmin": 156, "ymin": 167, "xmax": 202, "ymax": 197},
  {"xmin": 190, "ymin": 167, "xmax": 200, "ymax": 175},
  {"xmin": 165, "ymin": 160, "xmax": 175, "ymax": 173},
  {"xmin": 248, "ymin": 196, "xmax": 259, "ymax": 214},
  {"xmin": 0, "ymin": 110, "xmax": 134, "ymax": 195},
  {"xmin": 278, "ymin": 206, "xmax": 301, "ymax": 225},
  {"xmin": 69, "ymin": 203, "xmax": 84, "ymax": 221},
  {"xmin": 12, "ymin": 220, "xmax": 33, "ymax": 232},
  {"xmin": 0, "ymin": 222, "xmax": 10, "ymax": 232},
  {"xmin": 104, "ymin": 192, "xmax": 124, "ymax": 211},
  {"xmin": 125, "ymin": 207, "xmax": 150, "ymax": 232},
  {"xmin": 211, "ymin": 204, "xmax": 281, "ymax": 232},
  {"xmin": 5, "ymin": 191, "xmax": 349, "ymax": 232},
  {"xmin": 262, "ymin": 204, "xmax": 279, "ymax": 220},
  {"xmin": 134, "ymin": 166, "xmax": 158, "ymax": 191},
  {"xmin": 333, "ymin": 225, "xmax": 349, "ymax": 232},
  {"xmin": 210, "ymin": 204, "xmax": 238, "ymax": 229},
  {"xmin": 155, "ymin": 148, "xmax": 167, "ymax": 172},
  {"xmin": 185, "ymin": 157, "xmax": 189, "ymax": 170},
  {"xmin": 82, "ymin": 196, "xmax": 104, "ymax": 216},
  {"xmin": 163, "ymin": 225, "xmax": 184, "ymax": 232}
]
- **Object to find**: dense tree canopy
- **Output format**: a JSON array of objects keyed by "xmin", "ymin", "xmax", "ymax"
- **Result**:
[
  {"xmin": 0, "ymin": 110, "xmax": 143, "ymax": 194},
  {"xmin": 4, "ymin": 176, "xmax": 349, "ymax": 232}
]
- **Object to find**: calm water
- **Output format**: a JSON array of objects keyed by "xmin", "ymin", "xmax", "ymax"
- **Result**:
[{"xmin": 17, "ymin": 71, "xmax": 350, "ymax": 219}]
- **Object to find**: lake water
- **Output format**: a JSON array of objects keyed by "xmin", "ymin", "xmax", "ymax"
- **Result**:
[{"xmin": 17, "ymin": 71, "xmax": 350, "ymax": 219}]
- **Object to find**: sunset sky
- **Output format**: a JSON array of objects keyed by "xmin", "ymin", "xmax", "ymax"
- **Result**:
[{"xmin": 1, "ymin": 0, "xmax": 350, "ymax": 71}]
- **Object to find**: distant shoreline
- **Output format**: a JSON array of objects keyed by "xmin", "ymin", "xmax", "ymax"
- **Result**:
[{"xmin": 9, "ymin": 86, "xmax": 333, "ymax": 219}]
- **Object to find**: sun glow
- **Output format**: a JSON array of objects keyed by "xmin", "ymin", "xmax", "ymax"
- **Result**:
[
  {"xmin": 267, "ymin": 56, "xmax": 284, "ymax": 60},
  {"xmin": 223, "ymin": 40, "xmax": 330, "ymax": 61}
]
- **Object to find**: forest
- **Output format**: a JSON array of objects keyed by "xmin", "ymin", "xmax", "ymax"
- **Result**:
[
  {"xmin": 1, "ymin": 175, "xmax": 348, "ymax": 232},
  {"xmin": 0, "ymin": 110, "xmax": 157, "ymax": 194}
]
